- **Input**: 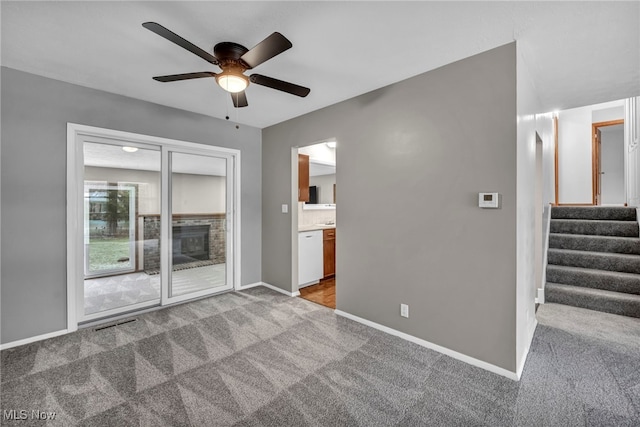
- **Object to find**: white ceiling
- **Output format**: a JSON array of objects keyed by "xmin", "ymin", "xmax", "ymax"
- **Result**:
[{"xmin": 2, "ymin": 2, "xmax": 639, "ymax": 129}]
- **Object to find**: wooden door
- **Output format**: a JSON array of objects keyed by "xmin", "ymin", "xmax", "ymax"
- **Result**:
[
  {"xmin": 298, "ymin": 154, "xmax": 309, "ymax": 202},
  {"xmin": 596, "ymin": 128, "xmax": 602, "ymax": 205}
]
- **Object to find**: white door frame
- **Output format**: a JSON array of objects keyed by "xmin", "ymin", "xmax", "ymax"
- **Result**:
[
  {"xmin": 162, "ymin": 149, "xmax": 235, "ymax": 305},
  {"xmin": 66, "ymin": 123, "xmax": 241, "ymax": 331}
]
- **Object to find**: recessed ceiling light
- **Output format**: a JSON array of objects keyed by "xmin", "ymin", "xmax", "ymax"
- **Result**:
[
  {"xmin": 326, "ymin": 141, "xmax": 337, "ymax": 148},
  {"xmin": 122, "ymin": 146, "xmax": 139, "ymax": 153}
]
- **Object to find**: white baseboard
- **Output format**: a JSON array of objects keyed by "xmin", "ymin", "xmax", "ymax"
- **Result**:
[
  {"xmin": 0, "ymin": 329, "xmax": 69, "ymax": 351},
  {"xmin": 334, "ymin": 309, "xmax": 519, "ymax": 381},
  {"xmin": 240, "ymin": 281, "xmax": 300, "ymax": 297},
  {"xmin": 516, "ymin": 319, "xmax": 538, "ymax": 380},
  {"xmin": 236, "ymin": 281, "xmax": 263, "ymax": 291},
  {"xmin": 536, "ymin": 288, "xmax": 545, "ymax": 304}
]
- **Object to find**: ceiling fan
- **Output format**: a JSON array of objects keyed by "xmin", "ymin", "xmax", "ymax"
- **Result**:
[{"xmin": 142, "ymin": 22, "xmax": 310, "ymax": 108}]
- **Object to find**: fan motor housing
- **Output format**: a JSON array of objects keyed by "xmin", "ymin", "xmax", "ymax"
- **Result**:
[{"xmin": 214, "ymin": 42, "xmax": 249, "ymax": 61}]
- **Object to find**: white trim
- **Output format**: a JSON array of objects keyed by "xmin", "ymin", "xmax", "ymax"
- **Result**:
[
  {"xmin": 334, "ymin": 309, "xmax": 520, "ymax": 381},
  {"xmin": 0, "ymin": 329, "xmax": 69, "ymax": 351},
  {"xmin": 233, "ymin": 153, "xmax": 242, "ymax": 291},
  {"xmin": 516, "ymin": 319, "xmax": 538, "ymax": 379},
  {"xmin": 68, "ymin": 123, "xmax": 242, "ymax": 156},
  {"xmin": 258, "ymin": 282, "xmax": 300, "ymax": 297},
  {"xmin": 80, "ymin": 299, "xmax": 160, "ymax": 323},
  {"xmin": 537, "ymin": 203, "xmax": 553, "ymax": 304},
  {"xmin": 67, "ymin": 123, "xmax": 242, "ymax": 327},
  {"xmin": 66, "ymin": 124, "xmax": 82, "ymax": 333},
  {"xmin": 291, "ymin": 148, "xmax": 300, "ymax": 295},
  {"xmin": 236, "ymin": 281, "xmax": 263, "ymax": 291}
]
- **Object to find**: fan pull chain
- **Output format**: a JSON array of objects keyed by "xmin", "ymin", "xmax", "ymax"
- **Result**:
[
  {"xmin": 224, "ymin": 94, "xmax": 229, "ymax": 122},
  {"xmin": 236, "ymin": 94, "xmax": 240, "ymax": 127}
]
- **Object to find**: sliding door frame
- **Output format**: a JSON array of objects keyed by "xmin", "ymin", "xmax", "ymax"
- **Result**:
[{"xmin": 66, "ymin": 123, "xmax": 241, "ymax": 331}]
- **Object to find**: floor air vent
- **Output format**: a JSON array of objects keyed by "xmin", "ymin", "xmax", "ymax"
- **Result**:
[{"xmin": 93, "ymin": 318, "xmax": 138, "ymax": 332}]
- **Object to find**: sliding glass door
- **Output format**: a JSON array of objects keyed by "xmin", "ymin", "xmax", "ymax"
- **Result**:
[
  {"xmin": 164, "ymin": 151, "xmax": 233, "ymax": 304},
  {"xmin": 82, "ymin": 141, "xmax": 161, "ymax": 319},
  {"xmin": 72, "ymin": 127, "xmax": 238, "ymax": 324}
]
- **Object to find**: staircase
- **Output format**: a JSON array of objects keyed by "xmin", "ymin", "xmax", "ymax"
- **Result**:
[{"xmin": 545, "ymin": 206, "xmax": 640, "ymax": 318}]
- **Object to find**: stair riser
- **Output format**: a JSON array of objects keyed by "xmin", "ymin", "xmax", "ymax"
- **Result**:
[
  {"xmin": 548, "ymin": 251, "xmax": 640, "ymax": 274},
  {"xmin": 551, "ymin": 207, "xmax": 637, "ymax": 221},
  {"xmin": 546, "ymin": 267, "xmax": 640, "ymax": 295},
  {"xmin": 545, "ymin": 287, "xmax": 640, "ymax": 318},
  {"xmin": 550, "ymin": 221, "xmax": 639, "ymax": 237},
  {"xmin": 548, "ymin": 234, "xmax": 640, "ymax": 255}
]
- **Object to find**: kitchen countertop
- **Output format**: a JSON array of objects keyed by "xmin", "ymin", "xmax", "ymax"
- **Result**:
[{"xmin": 298, "ymin": 224, "xmax": 336, "ymax": 232}]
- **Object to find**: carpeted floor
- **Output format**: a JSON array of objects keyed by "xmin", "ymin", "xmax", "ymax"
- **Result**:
[
  {"xmin": 1, "ymin": 289, "xmax": 639, "ymax": 426},
  {"xmin": 84, "ymin": 264, "xmax": 226, "ymax": 315}
]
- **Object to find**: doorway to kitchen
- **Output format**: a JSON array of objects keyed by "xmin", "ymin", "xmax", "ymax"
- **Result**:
[
  {"xmin": 295, "ymin": 140, "xmax": 336, "ymax": 309},
  {"xmin": 67, "ymin": 124, "xmax": 240, "ymax": 327}
]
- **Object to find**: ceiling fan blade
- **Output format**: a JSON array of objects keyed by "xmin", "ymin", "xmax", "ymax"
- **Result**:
[
  {"xmin": 153, "ymin": 72, "xmax": 217, "ymax": 82},
  {"xmin": 240, "ymin": 32, "xmax": 292, "ymax": 69},
  {"xmin": 142, "ymin": 22, "xmax": 219, "ymax": 66},
  {"xmin": 231, "ymin": 91, "xmax": 248, "ymax": 108},
  {"xmin": 249, "ymin": 74, "xmax": 310, "ymax": 97}
]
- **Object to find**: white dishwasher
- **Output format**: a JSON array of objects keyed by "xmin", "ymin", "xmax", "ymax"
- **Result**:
[{"xmin": 298, "ymin": 230, "xmax": 323, "ymax": 288}]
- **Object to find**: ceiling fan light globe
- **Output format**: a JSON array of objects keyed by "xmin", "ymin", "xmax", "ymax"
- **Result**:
[{"xmin": 216, "ymin": 73, "xmax": 248, "ymax": 93}]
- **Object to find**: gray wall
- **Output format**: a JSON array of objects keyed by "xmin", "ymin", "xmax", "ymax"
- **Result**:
[
  {"xmin": 1, "ymin": 67, "xmax": 262, "ymax": 344},
  {"xmin": 263, "ymin": 44, "xmax": 518, "ymax": 371}
]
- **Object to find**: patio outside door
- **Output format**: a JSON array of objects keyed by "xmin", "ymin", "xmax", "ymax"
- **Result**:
[
  {"xmin": 81, "ymin": 141, "xmax": 162, "ymax": 320},
  {"xmin": 72, "ymin": 126, "xmax": 238, "ymax": 325},
  {"xmin": 163, "ymin": 150, "xmax": 234, "ymax": 304}
]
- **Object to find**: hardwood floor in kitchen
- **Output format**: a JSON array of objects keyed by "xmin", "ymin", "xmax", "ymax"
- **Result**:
[{"xmin": 299, "ymin": 277, "xmax": 335, "ymax": 309}]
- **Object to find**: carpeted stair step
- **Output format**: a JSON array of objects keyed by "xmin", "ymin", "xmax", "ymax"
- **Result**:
[
  {"xmin": 547, "ymin": 248, "xmax": 640, "ymax": 274},
  {"xmin": 545, "ymin": 282, "xmax": 640, "ymax": 318},
  {"xmin": 548, "ymin": 233, "xmax": 640, "ymax": 255},
  {"xmin": 550, "ymin": 219, "xmax": 639, "ymax": 237},
  {"xmin": 551, "ymin": 206, "xmax": 637, "ymax": 221},
  {"xmin": 546, "ymin": 265, "xmax": 640, "ymax": 295}
]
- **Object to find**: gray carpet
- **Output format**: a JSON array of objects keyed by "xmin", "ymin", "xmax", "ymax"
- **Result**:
[{"xmin": 1, "ymin": 289, "xmax": 639, "ymax": 426}]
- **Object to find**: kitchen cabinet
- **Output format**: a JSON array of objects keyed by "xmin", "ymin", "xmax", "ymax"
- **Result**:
[
  {"xmin": 298, "ymin": 154, "xmax": 310, "ymax": 202},
  {"xmin": 323, "ymin": 228, "xmax": 335, "ymax": 278},
  {"xmin": 298, "ymin": 230, "xmax": 323, "ymax": 287}
]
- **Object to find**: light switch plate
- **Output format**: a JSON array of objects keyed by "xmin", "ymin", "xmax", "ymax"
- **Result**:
[{"xmin": 281, "ymin": 204, "xmax": 288, "ymax": 213}]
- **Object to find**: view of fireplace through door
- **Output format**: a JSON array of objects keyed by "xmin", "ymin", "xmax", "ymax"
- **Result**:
[
  {"xmin": 172, "ymin": 224, "xmax": 211, "ymax": 265},
  {"xmin": 78, "ymin": 135, "xmax": 234, "ymax": 323}
]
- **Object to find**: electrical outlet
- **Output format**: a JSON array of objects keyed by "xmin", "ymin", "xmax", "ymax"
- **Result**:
[{"xmin": 400, "ymin": 304, "xmax": 409, "ymax": 318}]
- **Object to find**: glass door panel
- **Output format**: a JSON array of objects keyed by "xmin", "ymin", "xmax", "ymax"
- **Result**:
[
  {"xmin": 84, "ymin": 184, "xmax": 136, "ymax": 277},
  {"xmin": 168, "ymin": 151, "xmax": 231, "ymax": 301},
  {"xmin": 82, "ymin": 141, "xmax": 161, "ymax": 319}
]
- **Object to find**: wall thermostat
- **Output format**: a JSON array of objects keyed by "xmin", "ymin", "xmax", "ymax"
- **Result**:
[{"xmin": 479, "ymin": 192, "xmax": 500, "ymax": 208}]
